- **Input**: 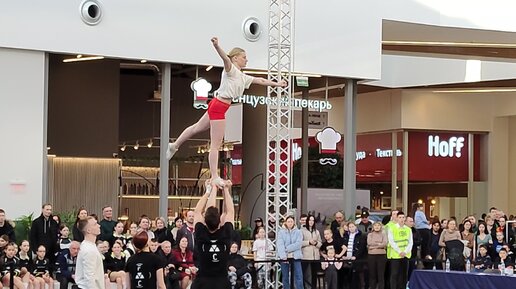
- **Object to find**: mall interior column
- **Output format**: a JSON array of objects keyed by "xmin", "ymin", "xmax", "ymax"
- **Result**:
[
  {"xmin": 343, "ymin": 79, "xmax": 357, "ymax": 218},
  {"xmin": 467, "ymin": 133, "xmax": 474, "ymax": 215},
  {"xmin": 159, "ymin": 63, "xmax": 171, "ymax": 218},
  {"xmin": 391, "ymin": 132, "xmax": 398, "ymax": 211},
  {"xmin": 0, "ymin": 48, "xmax": 46, "ymax": 218},
  {"xmin": 402, "ymin": 131, "xmax": 409, "ymax": 213},
  {"xmin": 301, "ymin": 89, "xmax": 309, "ymax": 213}
]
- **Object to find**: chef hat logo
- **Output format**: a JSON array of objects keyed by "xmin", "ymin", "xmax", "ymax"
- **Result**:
[
  {"xmin": 315, "ymin": 127, "xmax": 341, "ymax": 154},
  {"xmin": 191, "ymin": 78, "xmax": 212, "ymax": 101}
]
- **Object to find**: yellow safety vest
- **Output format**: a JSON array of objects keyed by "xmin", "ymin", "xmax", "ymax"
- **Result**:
[
  {"xmin": 387, "ymin": 225, "xmax": 411, "ymax": 259},
  {"xmin": 385, "ymin": 221, "xmax": 395, "ymax": 258}
]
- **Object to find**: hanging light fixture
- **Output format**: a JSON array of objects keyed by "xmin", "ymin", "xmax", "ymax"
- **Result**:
[
  {"xmin": 147, "ymin": 139, "xmax": 153, "ymax": 148},
  {"xmin": 134, "ymin": 141, "xmax": 139, "ymax": 150},
  {"xmin": 120, "ymin": 143, "xmax": 126, "ymax": 151}
]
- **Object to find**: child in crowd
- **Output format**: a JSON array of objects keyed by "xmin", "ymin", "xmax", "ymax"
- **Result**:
[
  {"xmin": 321, "ymin": 248, "xmax": 342, "ymax": 289},
  {"xmin": 493, "ymin": 229, "xmax": 507, "ymax": 254},
  {"xmin": 58, "ymin": 224, "xmax": 72, "ymax": 253},
  {"xmin": 320, "ymin": 229, "xmax": 346, "ymax": 259},
  {"xmin": 17, "ymin": 240, "xmax": 43, "ymax": 289},
  {"xmin": 0, "ymin": 235, "xmax": 9, "ymax": 255},
  {"xmin": 149, "ymin": 238, "xmax": 160, "ymax": 254},
  {"xmin": 32, "ymin": 245, "xmax": 54, "ymax": 289},
  {"xmin": 110, "ymin": 221, "xmax": 129, "ymax": 249},
  {"xmin": 105, "ymin": 242, "xmax": 127, "ymax": 289},
  {"xmin": 473, "ymin": 244, "xmax": 492, "ymax": 272},
  {"xmin": 124, "ymin": 222, "xmax": 139, "ymax": 259},
  {"xmin": 253, "ymin": 227, "xmax": 273, "ymax": 289},
  {"xmin": 97, "ymin": 240, "xmax": 110, "ymax": 255},
  {"xmin": 1, "ymin": 242, "xmax": 25, "ymax": 289},
  {"xmin": 227, "ymin": 242, "xmax": 252, "ymax": 289},
  {"xmin": 495, "ymin": 248, "xmax": 514, "ymax": 272}
]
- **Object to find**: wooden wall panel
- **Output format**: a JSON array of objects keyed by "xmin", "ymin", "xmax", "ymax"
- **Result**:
[{"xmin": 49, "ymin": 157, "xmax": 121, "ymax": 217}]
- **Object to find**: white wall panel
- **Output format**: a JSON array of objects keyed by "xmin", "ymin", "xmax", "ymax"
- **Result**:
[
  {"xmin": 0, "ymin": 0, "xmax": 383, "ymax": 79},
  {"xmin": 0, "ymin": 48, "xmax": 46, "ymax": 218},
  {"xmin": 0, "ymin": 0, "xmax": 269, "ymax": 70},
  {"xmin": 294, "ymin": 0, "xmax": 382, "ymax": 79},
  {"xmin": 383, "ymin": 0, "xmax": 516, "ymax": 32},
  {"xmin": 368, "ymin": 55, "xmax": 516, "ymax": 88}
]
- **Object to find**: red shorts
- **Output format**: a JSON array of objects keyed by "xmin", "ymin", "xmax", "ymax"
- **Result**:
[{"xmin": 207, "ymin": 98, "xmax": 231, "ymax": 120}]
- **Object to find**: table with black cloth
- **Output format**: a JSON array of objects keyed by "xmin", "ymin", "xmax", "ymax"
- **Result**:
[{"xmin": 409, "ymin": 269, "xmax": 516, "ymax": 289}]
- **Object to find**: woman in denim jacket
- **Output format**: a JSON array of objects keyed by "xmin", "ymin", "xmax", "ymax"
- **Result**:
[{"xmin": 277, "ymin": 216, "xmax": 304, "ymax": 289}]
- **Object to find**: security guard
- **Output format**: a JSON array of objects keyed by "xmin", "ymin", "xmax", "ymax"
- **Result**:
[{"xmin": 387, "ymin": 211, "xmax": 413, "ymax": 289}]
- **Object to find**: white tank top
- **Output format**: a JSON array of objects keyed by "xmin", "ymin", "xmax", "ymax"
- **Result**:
[{"xmin": 215, "ymin": 63, "xmax": 254, "ymax": 100}]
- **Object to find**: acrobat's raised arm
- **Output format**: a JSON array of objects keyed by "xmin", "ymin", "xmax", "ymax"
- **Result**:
[{"xmin": 211, "ymin": 37, "xmax": 232, "ymax": 72}]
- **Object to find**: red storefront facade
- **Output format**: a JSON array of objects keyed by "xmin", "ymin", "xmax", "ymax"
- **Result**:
[{"xmin": 230, "ymin": 130, "xmax": 484, "ymax": 216}]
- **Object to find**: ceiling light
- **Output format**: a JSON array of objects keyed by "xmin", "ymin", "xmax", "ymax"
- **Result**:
[
  {"xmin": 140, "ymin": 59, "xmax": 147, "ymax": 63},
  {"xmin": 133, "ymin": 141, "xmax": 139, "ymax": 150},
  {"xmin": 63, "ymin": 56, "xmax": 105, "ymax": 63},
  {"xmin": 120, "ymin": 143, "xmax": 126, "ymax": 151},
  {"xmin": 243, "ymin": 70, "xmax": 322, "ymax": 78},
  {"xmin": 147, "ymin": 139, "xmax": 153, "ymax": 148},
  {"xmin": 433, "ymin": 88, "xmax": 516, "ymax": 93},
  {"xmin": 206, "ymin": 65, "xmax": 213, "ymax": 71},
  {"xmin": 380, "ymin": 191, "xmax": 384, "ymax": 195},
  {"xmin": 382, "ymin": 40, "xmax": 516, "ymax": 48},
  {"xmin": 418, "ymin": 199, "xmax": 423, "ymax": 204},
  {"xmin": 431, "ymin": 199, "xmax": 437, "ymax": 205},
  {"xmin": 77, "ymin": 54, "xmax": 83, "ymax": 58}
]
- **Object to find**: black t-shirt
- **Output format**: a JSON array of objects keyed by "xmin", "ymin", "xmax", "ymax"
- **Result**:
[
  {"xmin": 320, "ymin": 239, "xmax": 344, "ymax": 256},
  {"xmin": 125, "ymin": 252, "xmax": 163, "ymax": 289},
  {"xmin": 194, "ymin": 222, "xmax": 233, "ymax": 277}
]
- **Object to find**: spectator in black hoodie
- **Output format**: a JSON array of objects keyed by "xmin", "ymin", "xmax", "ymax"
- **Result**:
[
  {"xmin": 0, "ymin": 209, "xmax": 15, "ymax": 243},
  {"xmin": 227, "ymin": 242, "xmax": 252, "ymax": 289},
  {"xmin": 473, "ymin": 244, "xmax": 492, "ymax": 272},
  {"xmin": 30, "ymin": 204, "xmax": 59, "ymax": 263},
  {"xmin": 406, "ymin": 216, "xmax": 422, "ymax": 279}
]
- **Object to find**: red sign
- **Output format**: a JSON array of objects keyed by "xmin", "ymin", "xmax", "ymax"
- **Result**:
[
  {"xmin": 232, "ymin": 131, "xmax": 481, "ymax": 185},
  {"xmin": 408, "ymin": 132, "xmax": 479, "ymax": 182}
]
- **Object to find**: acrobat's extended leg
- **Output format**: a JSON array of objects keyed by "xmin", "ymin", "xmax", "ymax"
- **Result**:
[
  {"xmin": 209, "ymin": 118, "xmax": 225, "ymax": 186},
  {"xmin": 167, "ymin": 112, "xmax": 210, "ymax": 160}
]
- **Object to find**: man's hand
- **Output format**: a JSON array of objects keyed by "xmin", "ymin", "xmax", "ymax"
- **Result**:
[
  {"xmin": 225, "ymin": 180, "xmax": 233, "ymax": 188},
  {"xmin": 277, "ymin": 80, "xmax": 287, "ymax": 87},
  {"xmin": 400, "ymin": 252, "xmax": 406, "ymax": 258},
  {"xmin": 211, "ymin": 37, "xmax": 219, "ymax": 47},
  {"xmin": 229, "ymin": 266, "xmax": 237, "ymax": 272}
]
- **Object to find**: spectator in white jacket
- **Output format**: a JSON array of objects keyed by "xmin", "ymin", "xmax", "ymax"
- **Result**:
[{"xmin": 301, "ymin": 214, "xmax": 322, "ymax": 289}]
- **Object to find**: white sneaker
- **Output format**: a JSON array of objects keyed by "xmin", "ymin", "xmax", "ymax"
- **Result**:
[
  {"xmin": 166, "ymin": 142, "xmax": 178, "ymax": 160},
  {"xmin": 212, "ymin": 177, "xmax": 225, "ymax": 188},
  {"xmin": 205, "ymin": 183, "xmax": 212, "ymax": 195}
]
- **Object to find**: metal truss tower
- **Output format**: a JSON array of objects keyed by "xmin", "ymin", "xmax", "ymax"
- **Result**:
[{"xmin": 265, "ymin": 0, "xmax": 294, "ymax": 288}]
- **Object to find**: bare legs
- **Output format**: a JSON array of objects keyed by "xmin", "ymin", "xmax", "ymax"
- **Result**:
[
  {"xmin": 209, "ymin": 119, "xmax": 226, "ymax": 184},
  {"xmin": 109, "ymin": 271, "xmax": 127, "ymax": 289},
  {"xmin": 168, "ymin": 111, "xmax": 227, "ymax": 185},
  {"xmin": 171, "ymin": 113, "xmax": 210, "ymax": 150}
]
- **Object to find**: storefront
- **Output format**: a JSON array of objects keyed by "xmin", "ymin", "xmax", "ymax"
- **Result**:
[{"xmin": 290, "ymin": 130, "xmax": 485, "ymax": 220}]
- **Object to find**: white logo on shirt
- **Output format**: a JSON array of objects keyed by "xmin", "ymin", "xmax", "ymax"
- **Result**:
[
  {"xmin": 209, "ymin": 245, "xmax": 221, "ymax": 252},
  {"xmin": 135, "ymin": 263, "xmax": 144, "ymax": 288}
]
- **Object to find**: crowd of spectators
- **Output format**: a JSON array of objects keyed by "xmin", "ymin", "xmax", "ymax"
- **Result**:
[{"xmin": 0, "ymin": 201, "xmax": 515, "ymax": 289}]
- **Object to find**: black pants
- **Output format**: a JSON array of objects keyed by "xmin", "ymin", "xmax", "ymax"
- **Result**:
[
  {"xmin": 407, "ymin": 257, "xmax": 417, "ymax": 280},
  {"xmin": 368, "ymin": 254, "xmax": 386, "ymax": 289},
  {"xmin": 56, "ymin": 274, "xmax": 75, "ymax": 289},
  {"xmin": 301, "ymin": 261, "xmax": 318, "ymax": 289},
  {"xmin": 417, "ymin": 229, "xmax": 430, "ymax": 258},
  {"xmin": 389, "ymin": 258, "xmax": 408, "ymax": 289},
  {"xmin": 192, "ymin": 276, "xmax": 231, "ymax": 289}
]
